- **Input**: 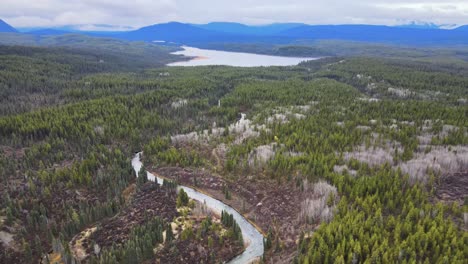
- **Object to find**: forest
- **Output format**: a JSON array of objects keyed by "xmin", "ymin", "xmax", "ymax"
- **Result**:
[{"xmin": 0, "ymin": 40, "xmax": 467, "ymax": 264}]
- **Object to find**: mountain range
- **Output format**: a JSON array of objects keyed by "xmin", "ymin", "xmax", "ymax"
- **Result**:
[
  {"xmin": 2, "ymin": 19, "xmax": 468, "ymax": 46},
  {"xmin": 114, "ymin": 22, "xmax": 468, "ymax": 46}
]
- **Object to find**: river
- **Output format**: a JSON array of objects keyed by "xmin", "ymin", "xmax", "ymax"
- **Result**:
[
  {"xmin": 131, "ymin": 152, "xmax": 264, "ymax": 264},
  {"xmin": 167, "ymin": 46, "xmax": 319, "ymax": 67}
]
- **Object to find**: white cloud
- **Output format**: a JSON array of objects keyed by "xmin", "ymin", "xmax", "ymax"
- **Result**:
[{"xmin": 1, "ymin": 0, "xmax": 468, "ymax": 29}]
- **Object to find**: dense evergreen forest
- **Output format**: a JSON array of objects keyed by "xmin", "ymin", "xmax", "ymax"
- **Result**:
[{"xmin": 0, "ymin": 40, "xmax": 466, "ymax": 264}]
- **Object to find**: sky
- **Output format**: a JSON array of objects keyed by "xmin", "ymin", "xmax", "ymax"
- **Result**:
[{"xmin": 1, "ymin": 0, "xmax": 468, "ymax": 30}]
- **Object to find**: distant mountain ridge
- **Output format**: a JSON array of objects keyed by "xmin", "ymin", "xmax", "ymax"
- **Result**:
[
  {"xmin": 3, "ymin": 19, "xmax": 468, "ymax": 46},
  {"xmin": 116, "ymin": 22, "xmax": 468, "ymax": 46},
  {"xmin": 398, "ymin": 21, "xmax": 440, "ymax": 29},
  {"xmin": 0, "ymin": 19, "xmax": 17, "ymax": 33},
  {"xmin": 454, "ymin": 25, "xmax": 468, "ymax": 32},
  {"xmin": 117, "ymin": 22, "xmax": 224, "ymax": 42},
  {"xmin": 193, "ymin": 22, "xmax": 307, "ymax": 35},
  {"xmin": 276, "ymin": 24, "xmax": 468, "ymax": 45},
  {"xmin": 114, "ymin": 22, "xmax": 293, "ymax": 45}
]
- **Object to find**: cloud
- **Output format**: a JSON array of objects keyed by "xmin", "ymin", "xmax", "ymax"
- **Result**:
[{"xmin": 1, "ymin": 0, "xmax": 468, "ymax": 29}]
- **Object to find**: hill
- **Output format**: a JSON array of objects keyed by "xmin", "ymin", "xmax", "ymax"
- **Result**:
[{"xmin": 117, "ymin": 22, "xmax": 226, "ymax": 43}]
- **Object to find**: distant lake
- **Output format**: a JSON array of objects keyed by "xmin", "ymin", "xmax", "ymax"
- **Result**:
[{"xmin": 167, "ymin": 46, "xmax": 319, "ymax": 67}]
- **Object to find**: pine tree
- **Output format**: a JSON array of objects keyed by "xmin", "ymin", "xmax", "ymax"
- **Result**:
[
  {"xmin": 137, "ymin": 166, "xmax": 148, "ymax": 188},
  {"xmin": 176, "ymin": 188, "xmax": 189, "ymax": 207},
  {"xmin": 166, "ymin": 224, "xmax": 174, "ymax": 243},
  {"xmin": 24, "ymin": 240, "xmax": 33, "ymax": 263}
]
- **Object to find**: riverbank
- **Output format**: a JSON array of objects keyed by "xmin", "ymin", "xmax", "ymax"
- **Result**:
[{"xmin": 150, "ymin": 165, "xmax": 316, "ymax": 263}]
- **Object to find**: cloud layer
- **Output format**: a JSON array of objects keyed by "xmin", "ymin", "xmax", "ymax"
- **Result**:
[{"xmin": 1, "ymin": 0, "xmax": 468, "ymax": 29}]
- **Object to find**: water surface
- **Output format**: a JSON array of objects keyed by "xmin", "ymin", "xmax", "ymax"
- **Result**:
[{"xmin": 168, "ymin": 46, "xmax": 319, "ymax": 67}]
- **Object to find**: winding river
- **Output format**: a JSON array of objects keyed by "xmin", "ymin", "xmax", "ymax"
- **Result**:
[{"xmin": 132, "ymin": 153, "xmax": 264, "ymax": 264}]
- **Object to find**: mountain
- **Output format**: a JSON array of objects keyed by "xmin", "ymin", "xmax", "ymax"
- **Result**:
[
  {"xmin": 116, "ymin": 22, "xmax": 292, "ymax": 45},
  {"xmin": 279, "ymin": 24, "xmax": 468, "ymax": 45},
  {"xmin": 454, "ymin": 25, "xmax": 468, "ymax": 32},
  {"xmin": 397, "ymin": 21, "xmax": 459, "ymax": 30},
  {"xmin": 398, "ymin": 21, "xmax": 440, "ymax": 29},
  {"xmin": 194, "ymin": 22, "xmax": 307, "ymax": 35},
  {"xmin": 117, "ymin": 22, "xmax": 224, "ymax": 42},
  {"xmin": 0, "ymin": 19, "xmax": 17, "ymax": 33}
]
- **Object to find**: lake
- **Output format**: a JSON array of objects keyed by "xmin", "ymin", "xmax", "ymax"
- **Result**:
[{"xmin": 167, "ymin": 46, "xmax": 319, "ymax": 67}]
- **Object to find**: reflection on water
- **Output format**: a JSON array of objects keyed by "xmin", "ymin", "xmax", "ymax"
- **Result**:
[
  {"xmin": 132, "ymin": 153, "xmax": 264, "ymax": 264},
  {"xmin": 168, "ymin": 46, "xmax": 319, "ymax": 67}
]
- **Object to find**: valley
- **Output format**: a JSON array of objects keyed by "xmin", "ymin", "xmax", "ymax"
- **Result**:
[{"xmin": 0, "ymin": 29, "xmax": 467, "ymax": 264}]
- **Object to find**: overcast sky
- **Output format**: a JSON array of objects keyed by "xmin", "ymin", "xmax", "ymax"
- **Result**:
[{"xmin": 1, "ymin": 0, "xmax": 468, "ymax": 30}]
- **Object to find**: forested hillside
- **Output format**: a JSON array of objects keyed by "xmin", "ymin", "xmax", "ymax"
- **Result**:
[
  {"xmin": 0, "ymin": 42, "xmax": 184, "ymax": 115},
  {"xmin": 0, "ymin": 43, "xmax": 466, "ymax": 264}
]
